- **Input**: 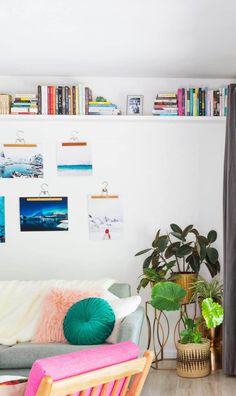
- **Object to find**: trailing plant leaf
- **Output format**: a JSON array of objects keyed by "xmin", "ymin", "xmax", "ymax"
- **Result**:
[
  {"xmin": 137, "ymin": 278, "xmax": 149, "ymax": 292},
  {"xmin": 166, "ymin": 260, "xmax": 176, "ymax": 270},
  {"xmin": 207, "ymin": 230, "xmax": 217, "ymax": 244},
  {"xmin": 151, "ymin": 281, "xmax": 187, "ymax": 311},
  {"xmin": 201, "ymin": 297, "xmax": 224, "ymax": 329},
  {"xmin": 135, "ymin": 248, "xmax": 152, "ymax": 257},
  {"xmin": 170, "ymin": 224, "xmax": 183, "ymax": 234}
]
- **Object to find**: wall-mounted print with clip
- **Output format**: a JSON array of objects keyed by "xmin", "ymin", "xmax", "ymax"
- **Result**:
[
  {"xmin": 0, "ymin": 197, "xmax": 5, "ymax": 243},
  {"xmin": 57, "ymin": 141, "xmax": 93, "ymax": 176},
  {"xmin": 0, "ymin": 143, "xmax": 43, "ymax": 178},
  {"xmin": 88, "ymin": 192, "xmax": 123, "ymax": 241},
  {"xmin": 126, "ymin": 95, "xmax": 143, "ymax": 115},
  {"xmin": 19, "ymin": 197, "xmax": 68, "ymax": 232}
]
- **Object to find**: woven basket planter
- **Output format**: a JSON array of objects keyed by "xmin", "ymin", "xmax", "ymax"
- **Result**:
[
  {"xmin": 177, "ymin": 338, "xmax": 210, "ymax": 378},
  {"xmin": 174, "ymin": 272, "xmax": 197, "ymax": 304}
]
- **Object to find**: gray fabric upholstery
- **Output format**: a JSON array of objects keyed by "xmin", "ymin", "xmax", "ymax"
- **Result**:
[
  {"xmin": 0, "ymin": 343, "xmax": 106, "ymax": 369},
  {"xmin": 0, "ymin": 282, "xmax": 144, "ymax": 374}
]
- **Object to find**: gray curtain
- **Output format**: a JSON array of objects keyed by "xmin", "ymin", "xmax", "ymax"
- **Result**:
[{"xmin": 223, "ymin": 83, "xmax": 236, "ymax": 375}]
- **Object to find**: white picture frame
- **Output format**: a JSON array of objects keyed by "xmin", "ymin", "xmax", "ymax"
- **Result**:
[{"xmin": 126, "ymin": 95, "xmax": 143, "ymax": 115}]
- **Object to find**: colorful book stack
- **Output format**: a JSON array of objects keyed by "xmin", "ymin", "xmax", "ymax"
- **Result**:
[
  {"xmin": 0, "ymin": 94, "xmax": 12, "ymax": 114},
  {"xmin": 152, "ymin": 93, "xmax": 178, "ymax": 116},
  {"xmin": 37, "ymin": 85, "xmax": 92, "ymax": 115},
  {"xmin": 11, "ymin": 94, "xmax": 38, "ymax": 115},
  {"xmin": 88, "ymin": 100, "xmax": 121, "ymax": 115},
  {"xmin": 177, "ymin": 87, "xmax": 227, "ymax": 116}
]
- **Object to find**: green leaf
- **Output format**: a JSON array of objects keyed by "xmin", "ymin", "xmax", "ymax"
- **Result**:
[
  {"xmin": 157, "ymin": 235, "xmax": 168, "ymax": 252},
  {"xmin": 176, "ymin": 244, "xmax": 192, "ymax": 257},
  {"xmin": 152, "ymin": 229, "xmax": 160, "ymax": 247},
  {"xmin": 166, "ymin": 260, "xmax": 176, "ymax": 270},
  {"xmin": 137, "ymin": 278, "xmax": 149, "ymax": 292},
  {"xmin": 201, "ymin": 297, "xmax": 224, "ymax": 329},
  {"xmin": 197, "ymin": 235, "xmax": 209, "ymax": 245},
  {"xmin": 188, "ymin": 254, "xmax": 200, "ymax": 272},
  {"xmin": 165, "ymin": 242, "xmax": 180, "ymax": 259},
  {"xmin": 143, "ymin": 255, "xmax": 153, "ymax": 269},
  {"xmin": 205, "ymin": 261, "xmax": 219, "ymax": 277},
  {"xmin": 197, "ymin": 238, "xmax": 207, "ymax": 260},
  {"xmin": 207, "ymin": 230, "xmax": 217, "ymax": 244},
  {"xmin": 151, "ymin": 281, "xmax": 187, "ymax": 311},
  {"xmin": 206, "ymin": 247, "xmax": 219, "ymax": 264},
  {"xmin": 170, "ymin": 224, "xmax": 183, "ymax": 234},
  {"xmin": 183, "ymin": 225, "xmax": 193, "ymax": 236},
  {"xmin": 170, "ymin": 232, "xmax": 186, "ymax": 242},
  {"xmin": 190, "ymin": 228, "xmax": 199, "ymax": 236},
  {"xmin": 135, "ymin": 248, "xmax": 152, "ymax": 257}
]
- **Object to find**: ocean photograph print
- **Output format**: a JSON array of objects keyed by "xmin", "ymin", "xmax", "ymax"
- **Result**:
[
  {"xmin": 0, "ymin": 197, "xmax": 5, "ymax": 243},
  {"xmin": 19, "ymin": 197, "xmax": 69, "ymax": 232},
  {"xmin": 88, "ymin": 196, "xmax": 123, "ymax": 240},
  {"xmin": 57, "ymin": 141, "xmax": 93, "ymax": 176},
  {"xmin": 0, "ymin": 143, "xmax": 43, "ymax": 178}
]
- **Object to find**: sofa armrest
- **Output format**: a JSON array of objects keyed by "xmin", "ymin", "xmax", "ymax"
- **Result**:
[{"xmin": 117, "ymin": 306, "xmax": 144, "ymax": 345}]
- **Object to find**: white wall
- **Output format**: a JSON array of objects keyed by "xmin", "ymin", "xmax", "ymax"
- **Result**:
[{"xmin": 0, "ymin": 76, "xmax": 231, "ymax": 353}]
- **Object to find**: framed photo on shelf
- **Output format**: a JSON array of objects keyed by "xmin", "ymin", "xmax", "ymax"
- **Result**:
[{"xmin": 126, "ymin": 95, "xmax": 143, "ymax": 115}]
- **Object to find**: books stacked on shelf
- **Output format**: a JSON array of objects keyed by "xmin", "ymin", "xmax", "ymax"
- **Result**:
[
  {"xmin": 88, "ymin": 97, "xmax": 121, "ymax": 115},
  {"xmin": 0, "ymin": 94, "xmax": 12, "ymax": 114},
  {"xmin": 152, "ymin": 93, "xmax": 178, "ymax": 116},
  {"xmin": 11, "ymin": 94, "xmax": 38, "ymax": 115},
  {"xmin": 177, "ymin": 88, "xmax": 227, "ymax": 116},
  {"xmin": 37, "ymin": 85, "xmax": 92, "ymax": 115}
]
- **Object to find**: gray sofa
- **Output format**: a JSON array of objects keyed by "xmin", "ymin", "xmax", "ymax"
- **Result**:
[{"xmin": 0, "ymin": 283, "xmax": 144, "ymax": 376}]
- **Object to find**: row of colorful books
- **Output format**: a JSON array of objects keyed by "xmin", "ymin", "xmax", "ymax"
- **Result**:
[
  {"xmin": 88, "ymin": 101, "xmax": 121, "ymax": 115},
  {"xmin": 37, "ymin": 85, "xmax": 92, "ymax": 115},
  {"xmin": 11, "ymin": 94, "xmax": 38, "ymax": 115},
  {"xmin": 152, "ymin": 88, "xmax": 228, "ymax": 116}
]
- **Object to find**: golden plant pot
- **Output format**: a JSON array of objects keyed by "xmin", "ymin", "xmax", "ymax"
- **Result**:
[
  {"xmin": 176, "ymin": 338, "xmax": 210, "ymax": 378},
  {"xmin": 174, "ymin": 272, "xmax": 197, "ymax": 304}
]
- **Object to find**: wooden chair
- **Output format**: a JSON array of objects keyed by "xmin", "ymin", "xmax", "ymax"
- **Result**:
[{"xmin": 36, "ymin": 350, "xmax": 153, "ymax": 396}]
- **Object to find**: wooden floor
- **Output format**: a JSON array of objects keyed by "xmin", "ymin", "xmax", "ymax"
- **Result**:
[{"xmin": 143, "ymin": 367, "xmax": 236, "ymax": 396}]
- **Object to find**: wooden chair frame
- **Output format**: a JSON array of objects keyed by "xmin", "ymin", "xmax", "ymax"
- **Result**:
[{"xmin": 36, "ymin": 351, "xmax": 153, "ymax": 396}]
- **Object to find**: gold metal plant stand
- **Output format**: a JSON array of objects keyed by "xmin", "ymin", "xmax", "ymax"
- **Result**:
[{"xmin": 145, "ymin": 301, "xmax": 197, "ymax": 370}]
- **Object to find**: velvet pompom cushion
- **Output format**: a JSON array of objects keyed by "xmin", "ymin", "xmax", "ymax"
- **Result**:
[
  {"xmin": 63, "ymin": 298, "xmax": 115, "ymax": 345},
  {"xmin": 32, "ymin": 289, "xmax": 101, "ymax": 343}
]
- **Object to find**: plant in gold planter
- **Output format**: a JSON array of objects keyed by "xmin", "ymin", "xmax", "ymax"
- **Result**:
[
  {"xmin": 135, "ymin": 224, "xmax": 220, "ymax": 302},
  {"xmin": 151, "ymin": 281, "xmax": 223, "ymax": 378}
]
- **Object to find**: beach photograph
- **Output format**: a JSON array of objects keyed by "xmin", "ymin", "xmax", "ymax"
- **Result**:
[
  {"xmin": 20, "ymin": 197, "xmax": 68, "ymax": 232},
  {"xmin": 88, "ymin": 196, "xmax": 123, "ymax": 240},
  {"xmin": 57, "ymin": 142, "xmax": 92, "ymax": 176},
  {"xmin": 0, "ymin": 197, "xmax": 5, "ymax": 243},
  {"xmin": 0, "ymin": 144, "xmax": 43, "ymax": 178}
]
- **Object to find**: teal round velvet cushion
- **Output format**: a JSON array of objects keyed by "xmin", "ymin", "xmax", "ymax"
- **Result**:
[{"xmin": 63, "ymin": 297, "xmax": 115, "ymax": 345}]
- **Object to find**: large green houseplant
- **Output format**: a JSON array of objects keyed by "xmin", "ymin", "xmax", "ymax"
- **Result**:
[
  {"xmin": 135, "ymin": 224, "xmax": 220, "ymax": 302},
  {"xmin": 151, "ymin": 281, "xmax": 223, "ymax": 377}
]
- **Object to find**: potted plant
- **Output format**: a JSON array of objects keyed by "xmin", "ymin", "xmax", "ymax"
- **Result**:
[
  {"xmin": 135, "ymin": 224, "xmax": 220, "ymax": 303},
  {"xmin": 151, "ymin": 281, "xmax": 223, "ymax": 378},
  {"xmin": 190, "ymin": 276, "xmax": 223, "ymax": 370}
]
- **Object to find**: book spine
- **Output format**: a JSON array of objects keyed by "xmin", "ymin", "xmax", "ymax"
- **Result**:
[
  {"xmin": 79, "ymin": 83, "xmax": 83, "ymax": 114},
  {"xmin": 68, "ymin": 87, "xmax": 71, "ymax": 115},
  {"xmin": 65, "ymin": 86, "xmax": 69, "ymax": 115},
  {"xmin": 85, "ymin": 87, "xmax": 89, "ymax": 115},
  {"xmin": 177, "ymin": 88, "xmax": 183, "ymax": 116},
  {"xmin": 199, "ymin": 88, "xmax": 202, "ymax": 116},
  {"xmin": 52, "ymin": 86, "xmax": 56, "ymax": 115},
  {"xmin": 37, "ymin": 86, "xmax": 42, "ymax": 114},
  {"xmin": 193, "ymin": 88, "xmax": 197, "ymax": 116},
  {"xmin": 62, "ymin": 87, "xmax": 65, "ymax": 115},
  {"xmin": 216, "ymin": 90, "xmax": 220, "ymax": 116},
  {"xmin": 224, "ymin": 87, "xmax": 228, "ymax": 116},
  {"xmin": 189, "ymin": 88, "xmax": 193, "ymax": 116},
  {"xmin": 72, "ymin": 86, "xmax": 76, "ymax": 115},
  {"xmin": 75, "ymin": 85, "xmax": 81, "ymax": 115},
  {"xmin": 55, "ymin": 87, "xmax": 58, "ymax": 115},
  {"xmin": 58, "ymin": 87, "xmax": 62, "ymax": 115},
  {"xmin": 47, "ymin": 86, "xmax": 51, "ymax": 115}
]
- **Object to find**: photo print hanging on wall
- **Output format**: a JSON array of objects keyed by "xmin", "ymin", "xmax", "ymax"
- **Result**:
[
  {"xmin": 88, "ymin": 190, "xmax": 123, "ymax": 241},
  {"xmin": 0, "ymin": 196, "xmax": 5, "ymax": 243},
  {"xmin": 19, "ymin": 197, "xmax": 69, "ymax": 232},
  {"xmin": 0, "ymin": 143, "xmax": 43, "ymax": 178},
  {"xmin": 57, "ymin": 140, "xmax": 93, "ymax": 176}
]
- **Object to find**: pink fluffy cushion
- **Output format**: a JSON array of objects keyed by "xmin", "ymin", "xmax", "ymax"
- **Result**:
[{"xmin": 32, "ymin": 289, "xmax": 101, "ymax": 343}]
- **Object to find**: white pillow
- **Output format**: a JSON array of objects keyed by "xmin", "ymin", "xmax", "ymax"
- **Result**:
[{"xmin": 101, "ymin": 291, "xmax": 141, "ymax": 343}]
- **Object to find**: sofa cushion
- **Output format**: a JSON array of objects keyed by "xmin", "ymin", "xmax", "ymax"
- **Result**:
[{"xmin": 0, "ymin": 343, "xmax": 107, "ymax": 369}]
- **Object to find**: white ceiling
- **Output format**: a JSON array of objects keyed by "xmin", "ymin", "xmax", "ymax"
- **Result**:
[{"xmin": 1, "ymin": 0, "xmax": 236, "ymax": 78}]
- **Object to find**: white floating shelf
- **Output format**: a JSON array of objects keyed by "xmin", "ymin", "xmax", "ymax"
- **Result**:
[{"xmin": 0, "ymin": 115, "xmax": 226, "ymax": 122}]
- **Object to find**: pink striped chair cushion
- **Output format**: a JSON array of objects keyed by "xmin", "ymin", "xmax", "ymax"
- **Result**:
[{"xmin": 24, "ymin": 341, "xmax": 139, "ymax": 396}]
